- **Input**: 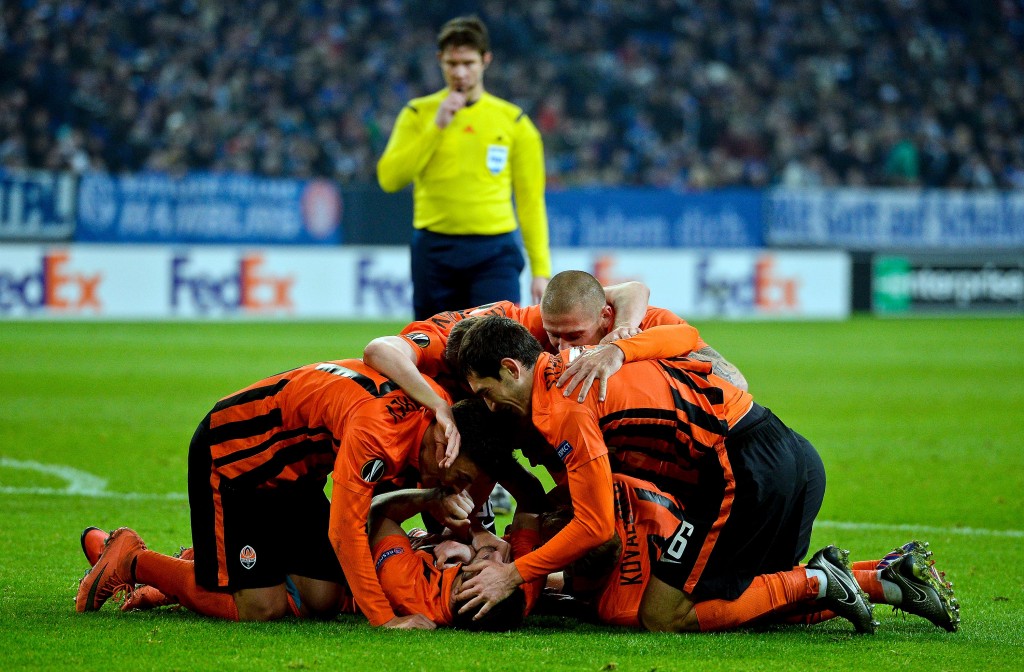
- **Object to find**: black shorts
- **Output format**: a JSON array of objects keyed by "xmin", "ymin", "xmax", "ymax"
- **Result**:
[
  {"xmin": 188, "ymin": 417, "xmax": 345, "ymax": 592},
  {"xmin": 651, "ymin": 406, "xmax": 826, "ymax": 601}
]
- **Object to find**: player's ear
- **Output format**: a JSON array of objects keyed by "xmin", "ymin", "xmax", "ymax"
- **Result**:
[
  {"xmin": 500, "ymin": 357, "xmax": 521, "ymax": 380},
  {"xmin": 482, "ymin": 51, "xmax": 492, "ymax": 69}
]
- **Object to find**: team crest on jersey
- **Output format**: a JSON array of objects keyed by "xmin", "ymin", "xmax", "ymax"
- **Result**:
[
  {"xmin": 556, "ymin": 440, "xmax": 573, "ymax": 462},
  {"xmin": 486, "ymin": 145, "xmax": 509, "ymax": 174},
  {"xmin": 406, "ymin": 332, "xmax": 430, "ymax": 348},
  {"xmin": 361, "ymin": 458, "xmax": 386, "ymax": 483},
  {"xmin": 239, "ymin": 545, "xmax": 257, "ymax": 569}
]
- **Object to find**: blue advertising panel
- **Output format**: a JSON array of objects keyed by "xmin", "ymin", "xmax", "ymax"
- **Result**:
[
  {"xmin": 767, "ymin": 188, "xmax": 1024, "ymax": 249},
  {"xmin": 76, "ymin": 172, "xmax": 343, "ymax": 245},
  {"xmin": 545, "ymin": 188, "xmax": 763, "ymax": 248},
  {"xmin": 0, "ymin": 169, "xmax": 75, "ymax": 241}
]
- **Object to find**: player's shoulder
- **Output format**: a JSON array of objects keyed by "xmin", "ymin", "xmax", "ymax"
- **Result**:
[{"xmin": 639, "ymin": 305, "xmax": 687, "ymax": 327}]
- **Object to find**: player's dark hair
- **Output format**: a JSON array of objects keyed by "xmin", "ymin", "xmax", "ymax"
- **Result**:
[
  {"xmin": 451, "ymin": 586, "xmax": 526, "ymax": 632},
  {"xmin": 456, "ymin": 316, "xmax": 544, "ymax": 381},
  {"xmin": 442, "ymin": 318, "xmax": 476, "ymax": 371},
  {"xmin": 437, "ymin": 15, "xmax": 490, "ymax": 54},
  {"xmin": 451, "ymin": 398, "xmax": 517, "ymax": 478}
]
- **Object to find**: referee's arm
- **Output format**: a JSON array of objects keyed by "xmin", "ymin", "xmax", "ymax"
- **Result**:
[{"xmin": 377, "ymin": 105, "xmax": 444, "ymax": 192}]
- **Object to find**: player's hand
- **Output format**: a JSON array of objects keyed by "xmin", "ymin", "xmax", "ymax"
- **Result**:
[
  {"xmin": 531, "ymin": 276, "xmax": 549, "ymax": 305},
  {"xmin": 453, "ymin": 561, "xmax": 523, "ymax": 620},
  {"xmin": 431, "ymin": 403, "xmax": 461, "ymax": 469},
  {"xmin": 599, "ymin": 325, "xmax": 641, "ymax": 344},
  {"xmin": 556, "ymin": 344, "xmax": 625, "ymax": 402},
  {"xmin": 383, "ymin": 613, "xmax": 436, "ymax": 630},
  {"xmin": 436, "ymin": 90, "xmax": 467, "ymax": 129},
  {"xmin": 435, "ymin": 488, "xmax": 475, "ymax": 532},
  {"xmin": 471, "ymin": 528, "xmax": 512, "ymax": 562}
]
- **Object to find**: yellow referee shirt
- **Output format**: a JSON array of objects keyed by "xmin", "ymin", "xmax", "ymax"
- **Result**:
[{"xmin": 377, "ymin": 89, "xmax": 551, "ymax": 278}]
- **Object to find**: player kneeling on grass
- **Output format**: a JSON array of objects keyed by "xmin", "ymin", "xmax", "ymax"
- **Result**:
[
  {"xmin": 368, "ymin": 487, "xmax": 526, "ymax": 631},
  {"xmin": 75, "ymin": 386, "xmax": 514, "ymax": 627},
  {"xmin": 532, "ymin": 473, "xmax": 959, "ymax": 633}
]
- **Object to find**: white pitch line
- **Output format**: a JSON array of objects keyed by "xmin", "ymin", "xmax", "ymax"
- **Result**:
[
  {"xmin": 815, "ymin": 519, "xmax": 1024, "ymax": 539},
  {"xmin": 3, "ymin": 457, "xmax": 1022, "ymax": 538},
  {"xmin": 0, "ymin": 456, "xmax": 186, "ymax": 501}
]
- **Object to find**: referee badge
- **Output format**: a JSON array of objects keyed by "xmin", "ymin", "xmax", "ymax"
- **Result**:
[{"xmin": 486, "ymin": 145, "xmax": 509, "ymax": 175}]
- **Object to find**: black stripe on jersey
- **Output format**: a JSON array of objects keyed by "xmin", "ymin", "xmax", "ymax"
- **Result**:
[
  {"xmin": 315, "ymin": 363, "xmax": 401, "ymax": 398},
  {"xmin": 634, "ymin": 487, "xmax": 686, "ymax": 522},
  {"xmin": 407, "ymin": 104, "xmax": 419, "ymax": 114},
  {"xmin": 515, "ymin": 111, "xmax": 524, "ymax": 122},
  {"xmin": 208, "ymin": 408, "xmax": 284, "ymax": 447},
  {"xmin": 603, "ymin": 421, "xmax": 678, "ymax": 445},
  {"xmin": 212, "ymin": 421, "xmax": 325, "ymax": 468},
  {"xmin": 227, "ymin": 434, "xmax": 336, "ymax": 487},
  {"xmin": 667, "ymin": 386, "xmax": 728, "ymax": 438},
  {"xmin": 659, "ymin": 363, "xmax": 724, "ymax": 406},
  {"xmin": 612, "ymin": 464, "xmax": 699, "ymax": 502},
  {"xmin": 607, "ymin": 441, "xmax": 696, "ymax": 470},
  {"xmin": 600, "ymin": 408, "xmax": 678, "ymax": 425},
  {"xmin": 212, "ymin": 379, "xmax": 290, "ymax": 413}
]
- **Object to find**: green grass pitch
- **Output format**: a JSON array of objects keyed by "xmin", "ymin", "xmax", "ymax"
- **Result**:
[{"xmin": 1, "ymin": 317, "xmax": 1022, "ymax": 671}]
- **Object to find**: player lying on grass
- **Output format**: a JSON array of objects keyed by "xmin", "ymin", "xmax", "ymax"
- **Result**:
[
  {"xmin": 449, "ymin": 316, "xmax": 846, "ymax": 629},
  {"xmin": 75, "ymin": 361, "xmax": 516, "ymax": 629},
  {"xmin": 529, "ymin": 474, "xmax": 959, "ymax": 633},
  {"xmin": 363, "ymin": 270, "xmax": 746, "ymax": 468},
  {"xmin": 366, "ymin": 487, "xmax": 528, "ymax": 631}
]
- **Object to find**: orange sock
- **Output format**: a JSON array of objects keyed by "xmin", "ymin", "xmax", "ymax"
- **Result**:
[
  {"xmin": 775, "ymin": 607, "xmax": 837, "ymax": 625},
  {"xmin": 853, "ymin": 569, "xmax": 885, "ymax": 603},
  {"xmin": 693, "ymin": 568, "xmax": 817, "ymax": 632},
  {"xmin": 135, "ymin": 550, "xmax": 239, "ymax": 621},
  {"xmin": 851, "ymin": 558, "xmax": 881, "ymax": 571}
]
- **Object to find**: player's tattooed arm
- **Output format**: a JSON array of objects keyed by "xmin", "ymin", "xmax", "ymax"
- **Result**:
[{"xmin": 688, "ymin": 346, "xmax": 748, "ymax": 391}]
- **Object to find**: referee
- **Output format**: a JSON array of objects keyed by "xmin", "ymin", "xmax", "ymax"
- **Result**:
[{"xmin": 377, "ymin": 15, "xmax": 551, "ymax": 319}]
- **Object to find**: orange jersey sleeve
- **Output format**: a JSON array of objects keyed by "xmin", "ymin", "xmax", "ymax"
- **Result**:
[
  {"xmin": 515, "ymin": 362, "xmax": 617, "ymax": 581},
  {"xmin": 329, "ymin": 394, "xmax": 439, "ymax": 626},
  {"xmin": 507, "ymin": 527, "xmax": 544, "ymax": 614},
  {"xmin": 514, "ymin": 454, "xmax": 615, "ymax": 583},
  {"xmin": 372, "ymin": 534, "xmax": 456, "ymax": 625},
  {"xmin": 612, "ymin": 324, "xmax": 700, "ymax": 363},
  {"xmin": 638, "ymin": 306, "xmax": 710, "ymax": 351}
]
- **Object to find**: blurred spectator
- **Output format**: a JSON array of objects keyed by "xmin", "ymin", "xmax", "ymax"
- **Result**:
[{"xmin": 1, "ymin": 0, "xmax": 1022, "ymax": 190}]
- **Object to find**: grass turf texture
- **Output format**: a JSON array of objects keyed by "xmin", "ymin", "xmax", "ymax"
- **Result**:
[{"xmin": 1, "ymin": 317, "xmax": 1022, "ymax": 671}]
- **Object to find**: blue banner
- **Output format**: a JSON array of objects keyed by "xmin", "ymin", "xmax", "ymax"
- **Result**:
[
  {"xmin": 546, "ymin": 188, "xmax": 763, "ymax": 248},
  {"xmin": 76, "ymin": 172, "xmax": 343, "ymax": 245},
  {"xmin": 767, "ymin": 188, "xmax": 1024, "ymax": 249},
  {"xmin": 0, "ymin": 169, "xmax": 75, "ymax": 241}
]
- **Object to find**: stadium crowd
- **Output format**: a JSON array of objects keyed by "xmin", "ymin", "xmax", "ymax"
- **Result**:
[{"xmin": 2, "ymin": 0, "xmax": 1022, "ymax": 190}]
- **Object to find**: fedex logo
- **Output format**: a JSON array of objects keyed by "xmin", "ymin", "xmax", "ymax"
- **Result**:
[
  {"xmin": 696, "ymin": 255, "xmax": 800, "ymax": 315},
  {"xmin": 171, "ymin": 253, "xmax": 294, "ymax": 314},
  {"xmin": 0, "ymin": 251, "xmax": 103, "ymax": 313},
  {"xmin": 356, "ymin": 256, "xmax": 411, "ymax": 314}
]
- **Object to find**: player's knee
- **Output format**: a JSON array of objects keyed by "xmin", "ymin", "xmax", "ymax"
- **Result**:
[{"xmin": 234, "ymin": 589, "xmax": 289, "ymax": 621}]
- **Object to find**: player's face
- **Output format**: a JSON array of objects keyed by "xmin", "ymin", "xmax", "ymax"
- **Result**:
[
  {"xmin": 438, "ymin": 455, "xmax": 480, "ymax": 492},
  {"xmin": 439, "ymin": 45, "xmax": 489, "ymax": 96},
  {"xmin": 542, "ymin": 305, "xmax": 610, "ymax": 350},
  {"xmin": 466, "ymin": 367, "xmax": 530, "ymax": 416}
]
